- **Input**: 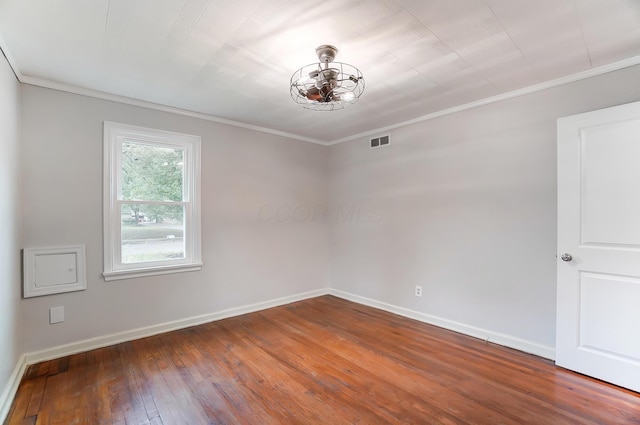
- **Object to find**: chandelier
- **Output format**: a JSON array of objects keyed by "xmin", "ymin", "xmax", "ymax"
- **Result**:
[{"xmin": 290, "ymin": 45, "xmax": 365, "ymax": 111}]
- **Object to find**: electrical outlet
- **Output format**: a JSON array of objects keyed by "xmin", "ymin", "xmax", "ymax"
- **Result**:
[{"xmin": 415, "ymin": 285, "xmax": 423, "ymax": 297}]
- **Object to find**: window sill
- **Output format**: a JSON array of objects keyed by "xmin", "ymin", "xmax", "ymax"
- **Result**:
[{"xmin": 103, "ymin": 262, "xmax": 203, "ymax": 282}]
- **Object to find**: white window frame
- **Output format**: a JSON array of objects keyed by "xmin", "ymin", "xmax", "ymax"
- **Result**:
[{"xmin": 103, "ymin": 121, "xmax": 202, "ymax": 281}]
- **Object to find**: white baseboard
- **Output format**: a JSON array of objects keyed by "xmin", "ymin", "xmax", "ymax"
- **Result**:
[
  {"xmin": 24, "ymin": 288, "xmax": 329, "ymax": 365},
  {"xmin": 23, "ymin": 287, "xmax": 555, "ymax": 366},
  {"xmin": 3, "ymin": 287, "xmax": 555, "ymax": 422},
  {"xmin": 329, "ymin": 289, "xmax": 556, "ymax": 360},
  {"xmin": 0, "ymin": 354, "xmax": 27, "ymax": 424},
  {"xmin": 5, "ymin": 290, "xmax": 328, "ymax": 423}
]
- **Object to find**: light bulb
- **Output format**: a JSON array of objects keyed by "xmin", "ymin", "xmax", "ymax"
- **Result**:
[{"xmin": 341, "ymin": 92, "xmax": 355, "ymax": 101}]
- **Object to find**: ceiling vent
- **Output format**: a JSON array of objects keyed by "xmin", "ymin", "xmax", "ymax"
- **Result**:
[{"xmin": 370, "ymin": 135, "xmax": 390, "ymax": 149}]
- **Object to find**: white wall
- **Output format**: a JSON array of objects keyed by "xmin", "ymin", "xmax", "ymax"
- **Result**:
[
  {"xmin": 20, "ymin": 85, "xmax": 329, "ymax": 353},
  {"xmin": 16, "ymin": 62, "xmax": 640, "ymax": 360},
  {"xmin": 0, "ymin": 52, "xmax": 22, "ymax": 410},
  {"xmin": 328, "ymin": 65, "xmax": 640, "ymax": 352}
]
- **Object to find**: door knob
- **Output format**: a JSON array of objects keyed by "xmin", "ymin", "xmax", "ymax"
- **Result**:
[{"xmin": 561, "ymin": 253, "xmax": 573, "ymax": 262}]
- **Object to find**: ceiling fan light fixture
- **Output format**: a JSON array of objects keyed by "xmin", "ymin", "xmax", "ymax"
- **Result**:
[{"xmin": 290, "ymin": 45, "xmax": 365, "ymax": 111}]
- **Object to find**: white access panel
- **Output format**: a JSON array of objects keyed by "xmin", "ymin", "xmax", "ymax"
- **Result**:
[{"xmin": 23, "ymin": 245, "xmax": 87, "ymax": 298}]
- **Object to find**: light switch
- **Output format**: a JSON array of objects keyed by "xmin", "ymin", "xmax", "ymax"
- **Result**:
[{"xmin": 50, "ymin": 306, "xmax": 64, "ymax": 324}]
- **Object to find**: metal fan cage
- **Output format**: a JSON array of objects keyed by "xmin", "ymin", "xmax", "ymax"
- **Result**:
[{"xmin": 290, "ymin": 61, "xmax": 365, "ymax": 111}]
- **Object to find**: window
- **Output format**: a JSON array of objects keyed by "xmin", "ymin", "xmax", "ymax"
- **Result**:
[{"xmin": 103, "ymin": 122, "xmax": 201, "ymax": 281}]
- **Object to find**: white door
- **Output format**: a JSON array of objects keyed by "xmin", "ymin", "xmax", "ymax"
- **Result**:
[{"xmin": 557, "ymin": 100, "xmax": 640, "ymax": 392}]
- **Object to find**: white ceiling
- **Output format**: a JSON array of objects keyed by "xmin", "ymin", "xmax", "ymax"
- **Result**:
[{"xmin": 1, "ymin": 0, "xmax": 640, "ymax": 144}]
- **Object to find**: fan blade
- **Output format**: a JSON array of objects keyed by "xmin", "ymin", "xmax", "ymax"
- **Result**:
[{"xmin": 306, "ymin": 87, "xmax": 322, "ymax": 101}]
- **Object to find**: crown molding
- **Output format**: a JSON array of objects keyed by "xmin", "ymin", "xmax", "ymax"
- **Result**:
[
  {"xmin": 326, "ymin": 54, "xmax": 640, "ymax": 145},
  {"xmin": 0, "ymin": 34, "xmax": 19, "ymax": 81},
  {"xmin": 3, "ymin": 27, "xmax": 640, "ymax": 148},
  {"xmin": 17, "ymin": 75, "xmax": 327, "ymax": 145}
]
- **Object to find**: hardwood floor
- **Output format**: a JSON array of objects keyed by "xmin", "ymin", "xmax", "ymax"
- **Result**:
[{"xmin": 5, "ymin": 295, "xmax": 640, "ymax": 424}]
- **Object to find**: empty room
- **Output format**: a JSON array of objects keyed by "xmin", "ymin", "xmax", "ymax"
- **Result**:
[{"xmin": 1, "ymin": 1, "xmax": 640, "ymax": 424}]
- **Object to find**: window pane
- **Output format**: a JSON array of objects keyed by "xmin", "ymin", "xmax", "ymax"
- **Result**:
[
  {"xmin": 121, "ymin": 142, "xmax": 184, "ymax": 201},
  {"xmin": 121, "ymin": 203, "xmax": 185, "ymax": 264},
  {"xmin": 104, "ymin": 122, "xmax": 201, "ymax": 280}
]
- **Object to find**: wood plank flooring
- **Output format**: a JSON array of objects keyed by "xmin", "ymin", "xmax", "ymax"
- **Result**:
[{"xmin": 5, "ymin": 295, "xmax": 640, "ymax": 424}]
